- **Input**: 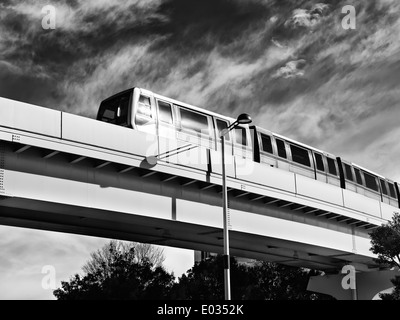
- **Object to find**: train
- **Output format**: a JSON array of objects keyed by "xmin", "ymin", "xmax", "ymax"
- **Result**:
[{"xmin": 96, "ymin": 87, "xmax": 400, "ymax": 210}]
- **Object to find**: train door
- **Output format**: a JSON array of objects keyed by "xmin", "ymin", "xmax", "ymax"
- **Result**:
[
  {"xmin": 232, "ymin": 126, "xmax": 253, "ymax": 160},
  {"xmin": 341, "ymin": 160, "xmax": 357, "ymax": 192},
  {"xmin": 325, "ymin": 155, "xmax": 341, "ymax": 187},
  {"xmin": 258, "ymin": 132, "xmax": 277, "ymax": 167},
  {"xmin": 387, "ymin": 181, "xmax": 398, "ymax": 207},
  {"xmin": 313, "ymin": 152, "xmax": 327, "ymax": 183},
  {"xmin": 155, "ymin": 99, "xmax": 176, "ymax": 140},
  {"xmin": 214, "ymin": 118, "xmax": 233, "ymax": 154},
  {"xmin": 132, "ymin": 88, "xmax": 157, "ymax": 135},
  {"xmin": 379, "ymin": 179, "xmax": 391, "ymax": 205},
  {"xmin": 353, "ymin": 166, "xmax": 367, "ymax": 196},
  {"xmin": 273, "ymin": 137, "xmax": 290, "ymax": 171}
]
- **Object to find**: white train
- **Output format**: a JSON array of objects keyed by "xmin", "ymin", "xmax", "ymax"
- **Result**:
[{"xmin": 96, "ymin": 87, "xmax": 400, "ymax": 210}]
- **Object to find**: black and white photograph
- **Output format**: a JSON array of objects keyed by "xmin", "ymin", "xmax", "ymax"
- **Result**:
[{"xmin": 0, "ymin": 0, "xmax": 400, "ymax": 305}]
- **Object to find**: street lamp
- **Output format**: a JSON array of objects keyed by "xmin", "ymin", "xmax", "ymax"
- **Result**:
[{"xmin": 220, "ymin": 113, "xmax": 252, "ymax": 300}]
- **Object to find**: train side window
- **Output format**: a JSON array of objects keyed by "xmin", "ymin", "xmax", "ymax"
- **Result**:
[
  {"xmin": 364, "ymin": 172, "xmax": 379, "ymax": 192},
  {"xmin": 235, "ymin": 126, "xmax": 247, "ymax": 146},
  {"xmin": 354, "ymin": 167, "xmax": 363, "ymax": 185},
  {"xmin": 380, "ymin": 179, "xmax": 388, "ymax": 196},
  {"xmin": 261, "ymin": 134, "xmax": 273, "ymax": 154},
  {"xmin": 290, "ymin": 144, "xmax": 311, "ymax": 167},
  {"xmin": 327, "ymin": 157, "xmax": 337, "ymax": 176},
  {"xmin": 344, "ymin": 163, "xmax": 354, "ymax": 181},
  {"xmin": 157, "ymin": 100, "xmax": 173, "ymax": 124},
  {"xmin": 314, "ymin": 153, "xmax": 325, "ymax": 172},
  {"xmin": 276, "ymin": 139, "xmax": 287, "ymax": 159},
  {"xmin": 388, "ymin": 183, "xmax": 397, "ymax": 198},
  {"xmin": 179, "ymin": 107, "xmax": 210, "ymax": 136},
  {"xmin": 216, "ymin": 119, "xmax": 230, "ymax": 141}
]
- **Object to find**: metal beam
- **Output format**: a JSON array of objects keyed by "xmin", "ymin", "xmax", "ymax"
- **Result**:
[
  {"xmin": 264, "ymin": 198, "xmax": 279, "ymax": 205},
  {"xmin": 118, "ymin": 166, "xmax": 134, "ymax": 174},
  {"xmin": 278, "ymin": 201, "xmax": 293, "ymax": 208},
  {"xmin": 234, "ymin": 191, "xmax": 249, "ymax": 198},
  {"xmin": 305, "ymin": 208, "xmax": 320, "ymax": 214},
  {"xmin": 43, "ymin": 150, "xmax": 59, "ymax": 159},
  {"xmin": 356, "ymin": 222, "xmax": 371, "ymax": 228},
  {"xmin": 249, "ymin": 195, "xmax": 266, "ymax": 202},
  {"xmin": 314, "ymin": 211, "xmax": 331, "ymax": 217},
  {"xmin": 162, "ymin": 175, "xmax": 178, "ymax": 183},
  {"xmin": 200, "ymin": 184, "xmax": 215, "ymax": 191},
  {"xmin": 14, "ymin": 145, "xmax": 31, "ymax": 154},
  {"xmin": 347, "ymin": 220, "xmax": 360, "ymax": 225},
  {"xmin": 70, "ymin": 156, "xmax": 86, "ymax": 164},
  {"xmin": 292, "ymin": 205, "xmax": 308, "ymax": 211},
  {"xmin": 94, "ymin": 161, "xmax": 111, "ymax": 169},
  {"xmin": 181, "ymin": 179, "xmax": 197, "ymax": 187},
  {"xmin": 141, "ymin": 171, "xmax": 157, "ymax": 178},
  {"xmin": 337, "ymin": 216, "xmax": 352, "ymax": 223}
]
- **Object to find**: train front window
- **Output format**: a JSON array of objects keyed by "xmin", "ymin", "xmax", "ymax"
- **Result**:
[
  {"xmin": 97, "ymin": 91, "xmax": 131, "ymax": 126},
  {"xmin": 290, "ymin": 144, "xmax": 311, "ymax": 167}
]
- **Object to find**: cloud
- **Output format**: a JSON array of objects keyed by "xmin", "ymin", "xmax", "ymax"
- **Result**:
[
  {"xmin": 273, "ymin": 59, "xmax": 307, "ymax": 78},
  {"xmin": 0, "ymin": 225, "xmax": 112, "ymax": 299},
  {"xmin": 284, "ymin": 3, "xmax": 330, "ymax": 29}
]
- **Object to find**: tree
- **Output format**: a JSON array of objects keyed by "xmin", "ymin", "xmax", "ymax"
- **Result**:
[
  {"xmin": 82, "ymin": 240, "xmax": 165, "ymax": 277},
  {"xmin": 370, "ymin": 212, "xmax": 400, "ymax": 300},
  {"xmin": 53, "ymin": 240, "xmax": 174, "ymax": 300},
  {"xmin": 171, "ymin": 255, "xmax": 333, "ymax": 300}
]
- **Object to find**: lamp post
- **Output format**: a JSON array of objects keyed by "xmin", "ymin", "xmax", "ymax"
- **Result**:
[{"xmin": 220, "ymin": 113, "xmax": 252, "ymax": 300}]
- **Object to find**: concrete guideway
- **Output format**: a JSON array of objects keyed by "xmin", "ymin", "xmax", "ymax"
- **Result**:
[{"xmin": 1, "ymin": 96, "xmax": 399, "ymax": 299}]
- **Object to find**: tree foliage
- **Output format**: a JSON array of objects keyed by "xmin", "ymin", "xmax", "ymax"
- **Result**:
[
  {"xmin": 54, "ymin": 241, "xmax": 333, "ymax": 300},
  {"xmin": 82, "ymin": 240, "xmax": 165, "ymax": 277},
  {"xmin": 171, "ymin": 255, "xmax": 332, "ymax": 300},
  {"xmin": 370, "ymin": 212, "xmax": 400, "ymax": 268},
  {"xmin": 369, "ymin": 212, "xmax": 400, "ymax": 300},
  {"xmin": 53, "ymin": 240, "xmax": 174, "ymax": 300}
]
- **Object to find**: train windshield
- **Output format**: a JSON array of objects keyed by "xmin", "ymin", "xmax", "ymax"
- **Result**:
[{"xmin": 97, "ymin": 90, "xmax": 132, "ymax": 126}]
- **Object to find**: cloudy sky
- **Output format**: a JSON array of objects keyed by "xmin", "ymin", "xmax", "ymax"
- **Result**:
[{"xmin": 1, "ymin": 0, "xmax": 400, "ymax": 299}]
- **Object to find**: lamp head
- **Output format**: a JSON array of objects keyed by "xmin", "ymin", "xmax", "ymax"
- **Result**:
[{"xmin": 236, "ymin": 113, "xmax": 252, "ymax": 125}]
